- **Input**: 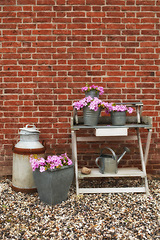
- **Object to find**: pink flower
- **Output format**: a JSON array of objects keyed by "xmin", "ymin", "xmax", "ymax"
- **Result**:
[
  {"xmin": 128, "ymin": 107, "xmax": 134, "ymax": 114},
  {"xmin": 81, "ymin": 84, "xmax": 104, "ymax": 95},
  {"xmin": 105, "ymin": 103, "xmax": 134, "ymax": 114},
  {"xmin": 73, "ymin": 97, "xmax": 105, "ymax": 112},
  {"xmin": 30, "ymin": 153, "xmax": 73, "ymax": 172},
  {"xmin": 40, "ymin": 166, "xmax": 45, "ymax": 172}
]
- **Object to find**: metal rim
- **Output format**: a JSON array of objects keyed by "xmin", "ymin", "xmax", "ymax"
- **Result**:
[{"xmin": 13, "ymin": 147, "xmax": 45, "ymax": 155}]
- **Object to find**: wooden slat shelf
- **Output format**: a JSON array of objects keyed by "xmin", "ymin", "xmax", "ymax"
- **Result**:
[
  {"xmin": 78, "ymin": 168, "xmax": 145, "ymax": 179},
  {"xmin": 71, "ymin": 113, "xmax": 152, "ymax": 130},
  {"xmin": 78, "ymin": 187, "xmax": 146, "ymax": 194}
]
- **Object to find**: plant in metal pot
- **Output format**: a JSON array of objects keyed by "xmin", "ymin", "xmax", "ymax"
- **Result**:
[
  {"xmin": 105, "ymin": 103, "xmax": 134, "ymax": 126},
  {"xmin": 81, "ymin": 84, "xmax": 104, "ymax": 98},
  {"xmin": 73, "ymin": 96, "xmax": 106, "ymax": 125},
  {"xmin": 30, "ymin": 153, "xmax": 74, "ymax": 205}
]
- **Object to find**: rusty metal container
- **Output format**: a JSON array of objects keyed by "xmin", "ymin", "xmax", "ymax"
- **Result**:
[{"xmin": 12, "ymin": 124, "xmax": 45, "ymax": 193}]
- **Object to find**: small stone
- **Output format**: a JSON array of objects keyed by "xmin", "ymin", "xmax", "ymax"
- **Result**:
[{"xmin": 81, "ymin": 167, "xmax": 91, "ymax": 175}]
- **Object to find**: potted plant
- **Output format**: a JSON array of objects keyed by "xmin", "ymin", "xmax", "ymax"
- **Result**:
[
  {"xmin": 30, "ymin": 153, "xmax": 74, "ymax": 205},
  {"xmin": 81, "ymin": 84, "xmax": 104, "ymax": 98},
  {"xmin": 73, "ymin": 96, "xmax": 106, "ymax": 126},
  {"xmin": 105, "ymin": 103, "xmax": 134, "ymax": 126}
]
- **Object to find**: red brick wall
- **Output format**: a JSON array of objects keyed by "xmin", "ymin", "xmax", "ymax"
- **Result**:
[{"xmin": 0, "ymin": 0, "xmax": 160, "ymax": 175}]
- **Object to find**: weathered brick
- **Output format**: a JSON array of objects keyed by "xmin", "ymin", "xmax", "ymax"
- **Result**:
[
  {"xmin": 0, "ymin": 0, "xmax": 16, "ymax": 4},
  {"xmin": 37, "ymin": 0, "xmax": 55, "ymax": 5}
]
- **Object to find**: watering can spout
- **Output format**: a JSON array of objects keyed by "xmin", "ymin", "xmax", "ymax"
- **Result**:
[{"xmin": 117, "ymin": 147, "xmax": 130, "ymax": 164}]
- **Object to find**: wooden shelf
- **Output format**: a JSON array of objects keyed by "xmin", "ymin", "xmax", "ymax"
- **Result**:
[
  {"xmin": 78, "ymin": 168, "xmax": 145, "ymax": 179},
  {"xmin": 78, "ymin": 187, "xmax": 146, "ymax": 194}
]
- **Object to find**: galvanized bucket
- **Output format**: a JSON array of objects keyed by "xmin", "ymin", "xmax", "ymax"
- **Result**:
[
  {"xmin": 83, "ymin": 106, "xmax": 101, "ymax": 126},
  {"xmin": 111, "ymin": 111, "xmax": 126, "ymax": 126},
  {"xmin": 85, "ymin": 90, "xmax": 99, "ymax": 98}
]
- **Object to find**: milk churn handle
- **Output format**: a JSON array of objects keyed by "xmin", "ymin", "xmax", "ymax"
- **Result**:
[
  {"xmin": 100, "ymin": 147, "xmax": 117, "ymax": 161},
  {"xmin": 12, "ymin": 141, "xmax": 16, "ymax": 151},
  {"xmin": 26, "ymin": 124, "xmax": 36, "ymax": 129},
  {"xmin": 42, "ymin": 140, "xmax": 46, "ymax": 149}
]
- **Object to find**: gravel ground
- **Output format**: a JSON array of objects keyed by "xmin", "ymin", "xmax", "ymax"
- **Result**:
[{"xmin": 0, "ymin": 176, "xmax": 159, "ymax": 240}]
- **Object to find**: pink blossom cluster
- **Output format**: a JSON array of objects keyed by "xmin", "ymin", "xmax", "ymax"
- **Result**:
[
  {"xmin": 73, "ymin": 96, "xmax": 106, "ymax": 111},
  {"xmin": 89, "ymin": 97, "xmax": 104, "ymax": 111},
  {"xmin": 73, "ymin": 97, "xmax": 134, "ymax": 115},
  {"xmin": 81, "ymin": 84, "xmax": 104, "ymax": 95},
  {"xmin": 30, "ymin": 153, "xmax": 73, "ymax": 172},
  {"xmin": 105, "ymin": 103, "xmax": 134, "ymax": 114}
]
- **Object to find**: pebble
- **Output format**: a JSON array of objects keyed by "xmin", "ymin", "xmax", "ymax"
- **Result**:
[{"xmin": 0, "ymin": 177, "xmax": 159, "ymax": 240}]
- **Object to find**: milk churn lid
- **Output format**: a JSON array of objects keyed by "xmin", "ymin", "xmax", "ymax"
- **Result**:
[{"xmin": 19, "ymin": 124, "xmax": 40, "ymax": 134}]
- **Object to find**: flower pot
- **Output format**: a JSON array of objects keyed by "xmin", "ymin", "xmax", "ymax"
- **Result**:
[
  {"xmin": 33, "ymin": 165, "xmax": 74, "ymax": 205},
  {"xmin": 83, "ymin": 106, "xmax": 101, "ymax": 126},
  {"xmin": 85, "ymin": 90, "xmax": 99, "ymax": 98},
  {"xmin": 111, "ymin": 111, "xmax": 126, "ymax": 126}
]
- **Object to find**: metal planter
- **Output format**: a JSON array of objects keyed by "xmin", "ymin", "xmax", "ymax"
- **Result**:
[
  {"xmin": 85, "ymin": 90, "xmax": 99, "ymax": 98},
  {"xmin": 33, "ymin": 165, "xmax": 74, "ymax": 205},
  {"xmin": 83, "ymin": 106, "xmax": 101, "ymax": 126},
  {"xmin": 111, "ymin": 111, "xmax": 126, "ymax": 126}
]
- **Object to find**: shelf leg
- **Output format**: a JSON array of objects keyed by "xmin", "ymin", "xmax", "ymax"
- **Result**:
[
  {"xmin": 144, "ymin": 129, "xmax": 152, "ymax": 166},
  {"xmin": 136, "ymin": 128, "xmax": 149, "ymax": 195},
  {"xmin": 136, "ymin": 106, "xmax": 141, "ymax": 123},
  {"xmin": 71, "ymin": 130, "xmax": 79, "ymax": 195}
]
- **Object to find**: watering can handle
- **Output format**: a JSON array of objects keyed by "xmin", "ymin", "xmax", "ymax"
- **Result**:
[
  {"xmin": 95, "ymin": 157, "xmax": 101, "ymax": 168},
  {"xmin": 100, "ymin": 147, "xmax": 117, "ymax": 160}
]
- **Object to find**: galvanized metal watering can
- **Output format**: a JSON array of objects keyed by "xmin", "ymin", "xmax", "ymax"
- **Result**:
[{"xmin": 95, "ymin": 147, "xmax": 130, "ymax": 174}]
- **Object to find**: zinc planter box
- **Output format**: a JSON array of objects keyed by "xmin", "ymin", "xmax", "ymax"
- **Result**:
[{"xmin": 33, "ymin": 165, "xmax": 74, "ymax": 205}]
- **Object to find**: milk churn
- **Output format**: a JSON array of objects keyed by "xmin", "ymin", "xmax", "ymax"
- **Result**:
[{"xmin": 12, "ymin": 124, "xmax": 45, "ymax": 193}]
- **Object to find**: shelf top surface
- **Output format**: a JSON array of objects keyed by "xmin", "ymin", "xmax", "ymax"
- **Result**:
[
  {"xmin": 78, "ymin": 167, "xmax": 144, "ymax": 177},
  {"xmin": 72, "ymin": 123, "xmax": 152, "ymax": 130}
]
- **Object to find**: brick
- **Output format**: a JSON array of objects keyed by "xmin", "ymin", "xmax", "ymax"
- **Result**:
[
  {"xmin": 3, "ymin": 18, "xmax": 22, "ymax": 23},
  {"xmin": 33, "ymin": 18, "xmax": 52, "ymax": 23},
  {"xmin": 33, "ymin": 6, "xmax": 52, "ymax": 11},
  {"xmin": 37, "ymin": 0, "xmax": 55, "ymax": 4},
  {"xmin": 67, "ymin": 24, "xmax": 86, "ymax": 29},
  {"xmin": 136, "ymin": 0, "xmax": 155, "ymax": 5},
  {"xmin": 0, "ymin": 0, "xmax": 16, "ymax": 4},
  {"xmin": 17, "ymin": 36, "xmax": 36, "ymax": 41},
  {"xmin": 141, "ymin": 54, "xmax": 159, "ymax": 59},
  {"xmin": 32, "ymin": 30, "xmax": 52, "ymax": 35},
  {"xmin": 17, "ymin": 12, "xmax": 36, "ymax": 18},
  {"xmin": 102, "ymin": 18, "xmax": 120, "ymax": 23},
  {"xmin": 17, "ymin": 0, "xmax": 36, "ymax": 4},
  {"xmin": 67, "ymin": 0, "xmax": 85, "ymax": 4},
  {"xmin": 87, "ymin": 24, "xmax": 105, "ymax": 29},
  {"xmin": 54, "ymin": 6, "xmax": 71, "ymax": 11},
  {"xmin": 0, "ymin": 12, "xmax": 16, "ymax": 17},
  {"xmin": 102, "ymin": 30, "xmax": 121, "ymax": 35},
  {"xmin": 72, "ymin": 30, "xmax": 91, "ymax": 35},
  {"xmin": 106, "ymin": 0, "xmax": 125, "ymax": 4}
]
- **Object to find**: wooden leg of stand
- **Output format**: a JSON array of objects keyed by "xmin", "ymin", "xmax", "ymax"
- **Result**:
[
  {"xmin": 71, "ymin": 130, "xmax": 79, "ymax": 195},
  {"xmin": 137, "ymin": 128, "xmax": 149, "ymax": 195}
]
